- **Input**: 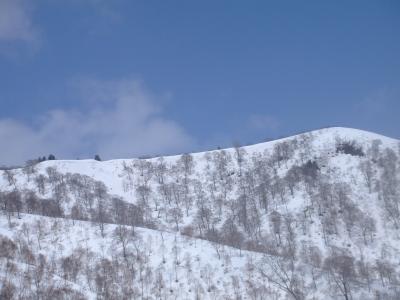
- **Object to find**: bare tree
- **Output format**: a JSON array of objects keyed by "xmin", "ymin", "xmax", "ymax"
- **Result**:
[
  {"xmin": 1, "ymin": 190, "xmax": 22, "ymax": 225},
  {"xmin": 234, "ymin": 142, "xmax": 247, "ymax": 177},
  {"xmin": 94, "ymin": 181, "xmax": 109, "ymax": 237},
  {"xmin": 285, "ymin": 166, "xmax": 301, "ymax": 196},
  {"xmin": 25, "ymin": 191, "xmax": 39, "ymax": 214},
  {"xmin": 359, "ymin": 215, "xmax": 376, "ymax": 245},
  {"xmin": 176, "ymin": 153, "xmax": 195, "ymax": 216},
  {"xmin": 221, "ymin": 218, "xmax": 244, "ymax": 254},
  {"xmin": 375, "ymin": 259, "xmax": 396, "ymax": 287},
  {"xmin": 113, "ymin": 224, "xmax": 135, "ymax": 260},
  {"xmin": 35, "ymin": 174, "xmax": 46, "ymax": 195},
  {"xmin": 270, "ymin": 210, "xmax": 282, "ymax": 245},
  {"xmin": 378, "ymin": 148, "xmax": 400, "ymax": 228},
  {"xmin": 3, "ymin": 169, "xmax": 17, "ymax": 189},
  {"xmin": 33, "ymin": 219, "xmax": 46, "ymax": 250},
  {"xmin": 272, "ymin": 141, "xmax": 294, "ymax": 168},
  {"xmin": 22, "ymin": 161, "xmax": 37, "ymax": 182},
  {"xmin": 169, "ymin": 206, "xmax": 183, "ymax": 231},
  {"xmin": 323, "ymin": 252, "xmax": 357, "ymax": 300},
  {"xmin": 259, "ymin": 254, "xmax": 304, "ymax": 300},
  {"xmin": 356, "ymin": 259, "xmax": 373, "ymax": 291},
  {"xmin": 300, "ymin": 244, "xmax": 322, "ymax": 291},
  {"xmin": 96, "ymin": 197, "xmax": 107, "ymax": 238},
  {"xmin": 359, "ymin": 160, "xmax": 374, "ymax": 193},
  {"xmin": 0, "ymin": 282, "xmax": 16, "ymax": 299},
  {"xmin": 61, "ymin": 250, "xmax": 83, "ymax": 282}
]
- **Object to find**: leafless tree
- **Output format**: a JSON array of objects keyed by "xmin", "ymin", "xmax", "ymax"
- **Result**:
[
  {"xmin": 22, "ymin": 161, "xmax": 37, "ymax": 182},
  {"xmin": 1, "ymin": 190, "xmax": 22, "ymax": 225},
  {"xmin": 3, "ymin": 169, "xmax": 17, "ymax": 189},
  {"xmin": 221, "ymin": 218, "xmax": 244, "ymax": 254},
  {"xmin": 375, "ymin": 259, "xmax": 396, "ymax": 287},
  {"xmin": 367, "ymin": 139, "xmax": 382, "ymax": 162},
  {"xmin": 35, "ymin": 174, "xmax": 46, "ymax": 195},
  {"xmin": 0, "ymin": 281, "xmax": 16, "ymax": 299},
  {"xmin": 234, "ymin": 142, "xmax": 247, "ymax": 177},
  {"xmin": 272, "ymin": 141, "xmax": 294, "ymax": 168},
  {"xmin": 252, "ymin": 153, "xmax": 272, "ymax": 212},
  {"xmin": 93, "ymin": 181, "xmax": 109, "ymax": 237},
  {"xmin": 259, "ymin": 254, "xmax": 304, "ymax": 300},
  {"xmin": 378, "ymin": 148, "xmax": 399, "ymax": 228},
  {"xmin": 270, "ymin": 210, "xmax": 282, "ymax": 245},
  {"xmin": 135, "ymin": 159, "xmax": 154, "ymax": 185},
  {"xmin": 33, "ymin": 219, "xmax": 47, "ymax": 250},
  {"xmin": 285, "ymin": 166, "xmax": 301, "ymax": 196},
  {"xmin": 61, "ymin": 250, "xmax": 83, "ymax": 282},
  {"xmin": 300, "ymin": 244, "xmax": 322, "ymax": 290},
  {"xmin": 359, "ymin": 214, "xmax": 376, "ymax": 245},
  {"xmin": 323, "ymin": 252, "xmax": 357, "ymax": 300},
  {"xmin": 169, "ymin": 206, "xmax": 183, "ymax": 231},
  {"xmin": 359, "ymin": 160, "xmax": 374, "ymax": 193},
  {"xmin": 113, "ymin": 224, "xmax": 135, "ymax": 260},
  {"xmin": 356, "ymin": 259, "xmax": 373, "ymax": 291},
  {"xmin": 121, "ymin": 161, "xmax": 135, "ymax": 192},
  {"xmin": 25, "ymin": 191, "xmax": 39, "ymax": 213},
  {"xmin": 194, "ymin": 204, "xmax": 214, "ymax": 236}
]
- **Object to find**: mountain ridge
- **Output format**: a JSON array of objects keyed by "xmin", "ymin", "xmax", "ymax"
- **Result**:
[
  {"xmin": 4, "ymin": 127, "xmax": 396, "ymax": 170},
  {"xmin": 36, "ymin": 126, "xmax": 400, "ymax": 164}
]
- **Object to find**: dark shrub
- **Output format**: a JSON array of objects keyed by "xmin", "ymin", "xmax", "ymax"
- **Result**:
[{"xmin": 336, "ymin": 140, "xmax": 364, "ymax": 156}]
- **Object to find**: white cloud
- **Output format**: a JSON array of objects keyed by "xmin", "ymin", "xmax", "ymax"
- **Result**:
[
  {"xmin": 0, "ymin": 79, "xmax": 195, "ymax": 165},
  {"xmin": 349, "ymin": 88, "xmax": 400, "ymax": 138},
  {"xmin": 248, "ymin": 114, "xmax": 280, "ymax": 132},
  {"xmin": 0, "ymin": 0, "xmax": 38, "ymax": 43},
  {"xmin": 355, "ymin": 89, "xmax": 391, "ymax": 118}
]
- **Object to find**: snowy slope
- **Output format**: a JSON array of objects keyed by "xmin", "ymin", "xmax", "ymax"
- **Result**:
[
  {"xmin": 2, "ymin": 127, "xmax": 398, "ymax": 201},
  {"xmin": 0, "ymin": 214, "xmax": 270, "ymax": 299},
  {"xmin": 0, "ymin": 127, "xmax": 399, "ymax": 299}
]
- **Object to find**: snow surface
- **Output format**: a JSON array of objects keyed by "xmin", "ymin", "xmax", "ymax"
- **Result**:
[{"xmin": 0, "ymin": 127, "xmax": 399, "ymax": 299}]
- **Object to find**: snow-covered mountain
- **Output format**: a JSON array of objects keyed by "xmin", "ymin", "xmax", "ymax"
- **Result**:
[{"xmin": 0, "ymin": 127, "xmax": 399, "ymax": 299}]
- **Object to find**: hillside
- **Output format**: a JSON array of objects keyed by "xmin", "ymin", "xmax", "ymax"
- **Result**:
[{"xmin": 0, "ymin": 127, "xmax": 399, "ymax": 299}]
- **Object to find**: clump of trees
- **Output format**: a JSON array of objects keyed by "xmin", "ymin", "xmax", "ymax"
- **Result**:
[{"xmin": 336, "ymin": 140, "xmax": 364, "ymax": 156}]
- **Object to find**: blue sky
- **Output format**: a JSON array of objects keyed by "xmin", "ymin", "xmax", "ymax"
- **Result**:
[{"xmin": 0, "ymin": 0, "xmax": 399, "ymax": 165}]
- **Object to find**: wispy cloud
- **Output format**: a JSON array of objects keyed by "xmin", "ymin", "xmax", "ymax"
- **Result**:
[
  {"xmin": 349, "ymin": 87, "xmax": 400, "ymax": 138},
  {"xmin": 0, "ymin": 79, "xmax": 195, "ymax": 165},
  {"xmin": 248, "ymin": 114, "xmax": 280, "ymax": 132},
  {"xmin": 66, "ymin": 0, "xmax": 123, "ymax": 36},
  {"xmin": 355, "ymin": 89, "xmax": 391, "ymax": 118},
  {"xmin": 0, "ymin": 0, "xmax": 40, "ymax": 54}
]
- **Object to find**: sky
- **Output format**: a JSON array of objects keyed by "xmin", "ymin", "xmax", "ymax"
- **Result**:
[{"xmin": 0, "ymin": 0, "xmax": 399, "ymax": 165}]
